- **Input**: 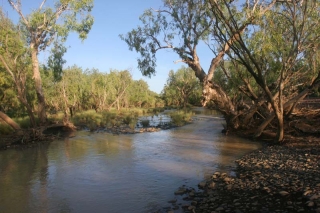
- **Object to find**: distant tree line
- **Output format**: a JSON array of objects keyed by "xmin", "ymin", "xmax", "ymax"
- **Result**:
[
  {"xmin": 0, "ymin": 1, "xmax": 162, "ymax": 129},
  {"xmin": 42, "ymin": 66, "xmax": 162, "ymax": 116}
]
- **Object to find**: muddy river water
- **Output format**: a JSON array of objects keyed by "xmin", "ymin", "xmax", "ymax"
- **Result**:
[{"xmin": 0, "ymin": 109, "xmax": 261, "ymax": 213}]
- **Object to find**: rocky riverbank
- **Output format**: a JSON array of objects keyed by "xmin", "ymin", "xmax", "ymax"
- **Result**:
[{"xmin": 168, "ymin": 137, "xmax": 320, "ymax": 213}]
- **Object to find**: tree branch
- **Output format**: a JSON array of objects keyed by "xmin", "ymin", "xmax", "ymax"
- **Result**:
[{"xmin": 7, "ymin": 0, "xmax": 29, "ymax": 27}]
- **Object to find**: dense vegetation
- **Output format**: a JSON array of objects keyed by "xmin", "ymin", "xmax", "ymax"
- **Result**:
[
  {"xmin": 161, "ymin": 66, "xmax": 202, "ymax": 107},
  {"xmin": 0, "ymin": 59, "xmax": 164, "ymax": 128},
  {"xmin": 1, "ymin": 0, "xmax": 319, "ymax": 144},
  {"xmin": 122, "ymin": 0, "xmax": 320, "ymax": 142},
  {"xmin": 0, "ymin": 1, "xmax": 164, "ymax": 135}
]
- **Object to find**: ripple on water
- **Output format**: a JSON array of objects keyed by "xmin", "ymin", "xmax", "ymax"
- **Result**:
[{"xmin": 0, "ymin": 109, "xmax": 261, "ymax": 213}]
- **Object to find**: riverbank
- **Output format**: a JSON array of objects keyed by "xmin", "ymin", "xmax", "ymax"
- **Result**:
[
  {"xmin": 0, "ymin": 121, "xmax": 185, "ymax": 150},
  {"xmin": 173, "ymin": 136, "xmax": 320, "ymax": 213}
]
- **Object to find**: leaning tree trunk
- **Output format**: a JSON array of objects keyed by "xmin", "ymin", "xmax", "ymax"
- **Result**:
[
  {"xmin": 254, "ymin": 75, "xmax": 320, "ymax": 139},
  {"xmin": 0, "ymin": 111, "xmax": 21, "ymax": 130},
  {"xmin": 202, "ymin": 81, "xmax": 239, "ymax": 130},
  {"xmin": 0, "ymin": 55, "xmax": 37, "ymax": 127},
  {"xmin": 31, "ymin": 47, "xmax": 47, "ymax": 125}
]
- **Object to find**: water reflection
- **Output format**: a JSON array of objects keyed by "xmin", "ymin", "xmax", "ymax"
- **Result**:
[
  {"xmin": 0, "ymin": 144, "xmax": 50, "ymax": 213},
  {"xmin": 0, "ymin": 108, "xmax": 261, "ymax": 213}
]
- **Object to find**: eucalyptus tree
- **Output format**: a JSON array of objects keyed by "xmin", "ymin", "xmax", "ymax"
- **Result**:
[
  {"xmin": 0, "ymin": 56, "xmax": 20, "ymax": 114},
  {"xmin": 121, "ymin": 0, "xmax": 273, "ymax": 128},
  {"xmin": 128, "ymin": 79, "xmax": 151, "ymax": 108},
  {"xmin": 162, "ymin": 66, "xmax": 201, "ymax": 108},
  {"xmin": 0, "ymin": 9, "xmax": 37, "ymax": 126},
  {"xmin": 43, "ymin": 65, "xmax": 86, "ymax": 122},
  {"xmin": 107, "ymin": 70, "xmax": 133, "ymax": 110},
  {"xmin": 214, "ymin": 0, "xmax": 320, "ymax": 141},
  {"xmin": 7, "ymin": 0, "xmax": 94, "ymax": 125},
  {"xmin": 121, "ymin": 0, "xmax": 319, "ymax": 141},
  {"xmin": 161, "ymin": 83, "xmax": 180, "ymax": 106},
  {"xmin": 86, "ymin": 69, "xmax": 110, "ymax": 112}
]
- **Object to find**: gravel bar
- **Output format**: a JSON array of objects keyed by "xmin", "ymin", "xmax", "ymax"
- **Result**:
[{"xmin": 176, "ymin": 139, "xmax": 320, "ymax": 213}]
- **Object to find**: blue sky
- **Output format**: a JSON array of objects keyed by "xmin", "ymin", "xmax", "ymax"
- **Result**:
[{"xmin": 3, "ymin": 0, "xmax": 212, "ymax": 93}]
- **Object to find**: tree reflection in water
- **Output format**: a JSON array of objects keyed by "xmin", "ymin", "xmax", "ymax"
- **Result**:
[{"xmin": 0, "ymin": 108, "xmax": 261, "ymax": 213}]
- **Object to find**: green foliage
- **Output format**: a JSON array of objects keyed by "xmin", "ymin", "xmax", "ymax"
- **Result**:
[
  {"xmin": 123, "ymin": 114, "xmax": 136, "ymax": 125},
  {"xmin": 162, "ymin": 66, "xmax": 202, "ymax": 107},
  {"xmin": 0, "ymin": 9, "xmax": 36, "ymax": 122},
  {"xmin": 5, "ymin": 0, "xmax": 95, "ymax": 124},
  {"xmin": 13, "ymin": 0, "xmax": 94, "ymax": 48},
  {"xmin": 147, "ymin": 107, "xmax": 165, "ymax": 114},
  {"xmin": 72, "ymin": 110, "xmax": 103, "ymax": 131},
  {"xmin": 139, "ymin": 119, "xmax": 150, "ymax": 127},
  {"xmin": 42, "ymin": 66, "xmax": 159, "ymax": 114},
  {"xmin": 13, "ymin": 116, "xmax": 37, "ymax": 129},
  {"xmin": 47, "ymin": 111, "xmax": 65, "ymax": 123},
  {"xmin": 72, "ymin": 109, "xmax": 141, "ymax": 130},
  {"xmin": 213, "ymin": 60, "xmax": 259, "ymax": 100},
  {"xmin": 168, "ymin": 110, "xmax": 194, "ymax": 127},
  {"xmin": 120, "ymin": 0, "xmax": 213, "ymax": 76},
  {"xmin": 46, "ymin": 40, "xmax": 67, "ymax": 81}
]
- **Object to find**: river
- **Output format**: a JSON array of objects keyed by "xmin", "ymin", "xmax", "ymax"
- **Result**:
[{"xmin": 0, "ymin": 109, "xmax": 261, "ymax": 213}]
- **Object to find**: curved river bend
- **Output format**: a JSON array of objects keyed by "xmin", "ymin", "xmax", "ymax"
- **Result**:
[{"xmin": 0, "ymin": 110, "xmax": 261, "ymax": 213}]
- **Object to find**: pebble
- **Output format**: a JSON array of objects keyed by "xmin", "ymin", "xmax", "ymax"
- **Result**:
[
  {"xmin": 198, "ymin": 181, "xmax": 206, "ymax": 188},
  {"xmin": 279, "ymin": 191, "xmax": 289, "ymax": 196},
  {"xmin": 177, "ymin": 140, "xmax": 320, "ymax": 213},
  {"xmin": 174, "ymin": 187, "xmax": 187, "ymax": 195}
]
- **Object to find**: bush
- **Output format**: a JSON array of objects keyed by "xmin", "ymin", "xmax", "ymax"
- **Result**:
[
  {"xmin": 123, "ymin": 114, "xmax": 138, "ymax": 129},
  {"xmin": 123, "ymin": 114, "xmax": 133, "ymax": 125},
  {"xmin": 14, "ymin": 116, "xmax": 40, "ymax": 129},
  {"xmin": 147, "ymin": 107, "xmax": 165, "ymax": 114},
  {"xmin": 140, "ymin": 119, "xmax": 150, "ymax": 127},
  {"xmin": 69, "ymin": 108, "xmax": 171, "ymax": 131},
  {"xmin": 72, "ymin": 110, "xmax": 104, "ymax": 130},
  {"xmin": 168, "ymin": 110, "xmax": 194, "ymax": 126},
  {"xmin": 47, "ymin": 111, "xmax": 64, "ymax": 123}
]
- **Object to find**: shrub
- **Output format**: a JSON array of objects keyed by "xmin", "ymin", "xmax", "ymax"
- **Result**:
[
  {"xmin": 123, "ymin": 114, "xmax": 133, "ymax": 125},
  {"xmin": 72, "ymin": 110, "xmax": 103, "ymax": 130},
  {"xmin": 128, "ymin": 120, "xmax": 137, "ymax": 129},
  {"xmin": 168, "ymin": 110, "xmax": 194, "ymax": 126},
  {"xmin": 140, "ymin": 119, "xmax": 150, "ymax": 127},
  {"xmin": 47, "ymin": 111, "xmax": 64, "ymax": 123},
  {"xmin": 14, "ymin": 116, "xmax": 40, "ymax": 129},
  {"xmin": 123, "ymin": 114, "xmax": 138, "ymax": 129}
]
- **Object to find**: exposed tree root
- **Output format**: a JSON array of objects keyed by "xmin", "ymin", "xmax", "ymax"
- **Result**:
[{"xmin": 222, "ymin": 106, "xmax": 320, "ymax": 143}]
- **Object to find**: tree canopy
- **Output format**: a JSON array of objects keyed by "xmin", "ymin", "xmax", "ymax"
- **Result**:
[
  {"xmin": 7, "ymin": 0, "xmax": 94, "ymax": 124},
  {"xmin": 162, "ymin": 66, "xmax": 202, "ymax": 107},
  {"xmin": 122, "ymin": 0, "xmax": 320, "ymax": 142}
]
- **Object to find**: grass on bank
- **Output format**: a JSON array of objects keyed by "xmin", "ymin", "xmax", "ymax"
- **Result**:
[
  {"xmin": 0, "ymin": 107, "xmax": 194, "ymax": 134},
  {"xmin": 167, "ymin": 110, "xmax": 194, "ymax": 126},
  {"xmin": 72, "ymin": 109, "xmax": 139, "ymax": 131}
]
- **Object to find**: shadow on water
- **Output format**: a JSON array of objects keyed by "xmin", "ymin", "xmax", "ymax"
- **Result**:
[
  {"xmin": 0, "ymin": 143, "xmax": 54, "ymax": 213},
  {"xmin": 0, "ymin": 108, "xmax": 261, "ymax": 213}
]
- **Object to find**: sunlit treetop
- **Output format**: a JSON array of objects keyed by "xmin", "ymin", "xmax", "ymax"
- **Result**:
[{"xmin": 8, "ymin": 0, "xmax": 94, "ymax": 50}]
